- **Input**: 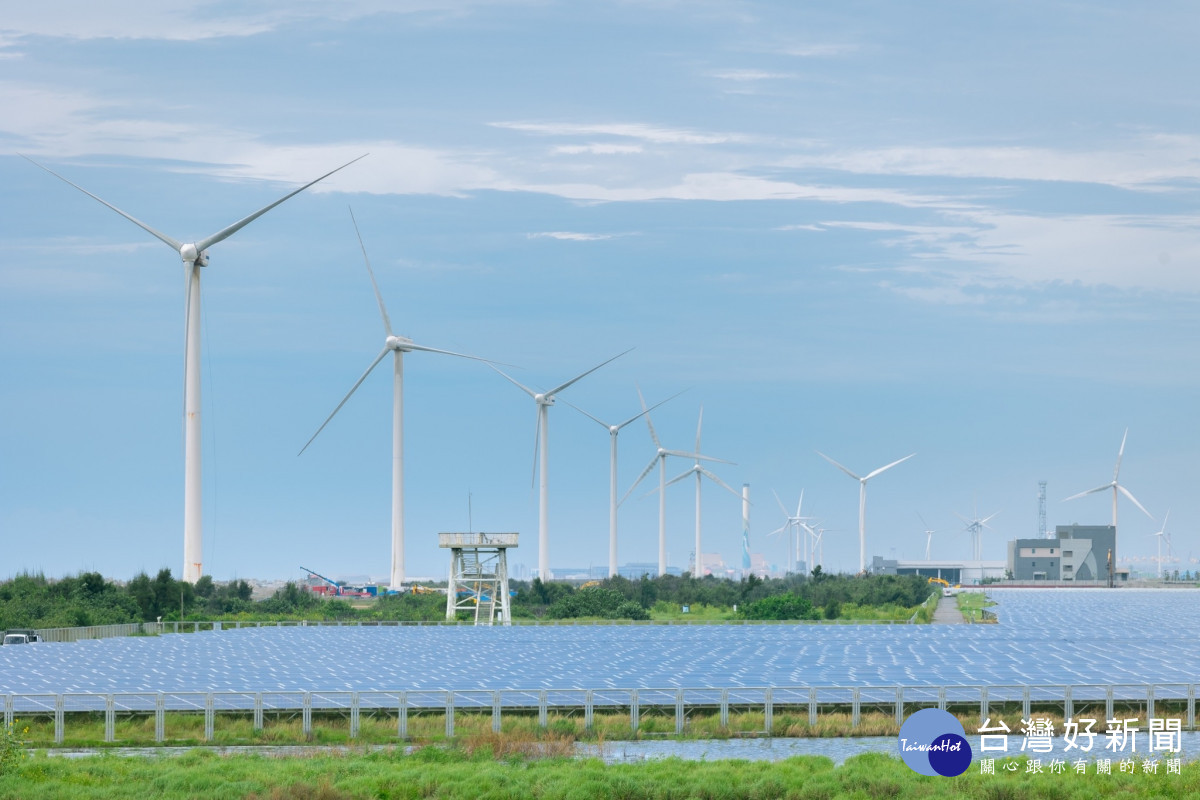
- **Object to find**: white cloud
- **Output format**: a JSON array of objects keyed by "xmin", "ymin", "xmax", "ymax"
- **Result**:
[
  {"xmin": 527, "ymin": 232, "xmax": 617, "ymax": 241},
  {"xmin": 0, "ymin": 1, "xmax": 495, "ymax": 43},
  {"xmin": 491, "ymin": 121, "xmax": 742, "ymax": 145},
  {"xmin": 708, "ymin": 69, "xmax": 797, "ymax": 82},
  {"xmin": 552, "ymin": 144, "xmax": 644, "ymax": 155}
]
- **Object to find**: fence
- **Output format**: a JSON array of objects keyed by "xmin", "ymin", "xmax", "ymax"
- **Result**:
[
  {"xmin": 4, "ymin": 683, "xmax": 1194, "ymax": 744},
  {"xmin": 29, "ymin": 618, "xmax": 915, "ymax": 642}
]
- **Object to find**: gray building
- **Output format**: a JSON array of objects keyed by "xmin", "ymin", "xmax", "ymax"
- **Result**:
[{"xmin": 1007, "ymin": 524, "xmax": 1116, "ymax": 581}]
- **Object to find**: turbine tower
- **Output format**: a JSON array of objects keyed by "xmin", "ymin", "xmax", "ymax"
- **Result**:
[
  {"xmin": 299, "ymin": 209, "xmax": 490, "ymax": 590},
  {"xmin": 25, "ymin": 154, "xmax": 366, "ymax": 583},
  {"xmin": 1064, "ymin": 429, "xmax": 1154, "ymax": 544},
  {"xmin": 665, "ymin": 407, "xmax": 740, "ymax": 577},
  {"xmin": 566, "ymin": 390, "xmax": 682, "ymax": 577},
  {"xmin": 492, "ymin": 351, "xmax": 631, "ymax": 580},
  {"xmin": 817, "ymin": 451, "xmax": 915, "ymax": 574},
  {"xmin": 623, "ymin": 390, "xmax": 728, "ymax": 576}
]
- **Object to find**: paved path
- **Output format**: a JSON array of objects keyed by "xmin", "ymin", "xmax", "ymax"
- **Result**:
[{"xmin": 931, "ymin": 594, "xmax": 964, "ymax": 624}]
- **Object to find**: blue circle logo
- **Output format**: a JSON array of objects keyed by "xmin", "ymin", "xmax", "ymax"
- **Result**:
[{"xmin": 898, "ymin": 708, "xmax": 972, "ymax": 777}]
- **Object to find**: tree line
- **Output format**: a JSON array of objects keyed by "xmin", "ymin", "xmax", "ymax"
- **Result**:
[{"xmin": 0, "ymin": 569, "xmax": 935, "ymax": 630}]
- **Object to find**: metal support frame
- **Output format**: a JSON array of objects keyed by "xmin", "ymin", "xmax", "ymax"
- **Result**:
[
  {"xmin": 440, "ymin": 532, "xmax": 517, "ymax": 626},
  {"xmin": 445, "ymin": 691, "xmax": 455, "ymax": 738},
  {"xmin": 204, "ymin": 693, "xmax": 214, "ymax": 741},
  {"xmin": 104, "ymin": 694, "xmax": 115, "ymax": 743},
  {"xmin": 155, "ymin": 693, "xmax": 165, "ymax": 742}
]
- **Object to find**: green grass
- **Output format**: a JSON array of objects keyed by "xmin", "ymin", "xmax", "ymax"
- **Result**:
[
  {"xmin": 2, "ymin": 746, "xmax": 1199, "ymax": 800},
  {"xmin": 956, "ymin": 592, "xmax": 997, "ymax": 623}
]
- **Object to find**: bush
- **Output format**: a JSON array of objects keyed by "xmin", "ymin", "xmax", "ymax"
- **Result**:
[
  {"xmin": 0, "ymin": 719, "xmax": 27, "ymax": 775},
  {"xmin": 740, "ymin": 593, "xmax": 821, "ymax": 620}
]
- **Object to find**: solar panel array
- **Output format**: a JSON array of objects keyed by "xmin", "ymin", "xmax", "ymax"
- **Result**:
[{"xmin": 1, "ymin": 589, "xmax": 1196, "ymax": 695}]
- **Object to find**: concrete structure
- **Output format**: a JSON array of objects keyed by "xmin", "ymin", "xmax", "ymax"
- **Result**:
[
  {"xmin": 870, "ymin": 556, "xmax": 1006, "ymax": 585},
  {"xmin": 1007, "ymin": 524, "xmax": 1116, "ymax": 582},
  {"xmin": 440, "ymin": 532, "xmax": 516, "ymax": 625}
]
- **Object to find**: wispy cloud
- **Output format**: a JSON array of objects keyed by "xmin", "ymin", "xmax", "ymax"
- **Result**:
[
  {"xmin": 527, "ymin": 232, "xmax": 619, "ymax": 241},
  {"xmin": 552, "ymin": 144, "xmax": 644, "ymax": 155},
  {"xmin": 491, "ymin": 121, "xmax": 742, "ymax": 145},
  {"xmin": 708, "ymin": 69, "xmax": 797, "ymax": 82}
]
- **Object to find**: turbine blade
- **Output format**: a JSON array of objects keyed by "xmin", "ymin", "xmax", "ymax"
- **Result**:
[
  {"xmin": 665, "ymin": 449, "xmax": 733, "ymax": 465},
  {"xmin": 545, "ymin": 348, "xmax": 633, "ymax": 397},
  {"xmin": 816, "ymin": 451, "xmax": 861, "ymax": 481},
  {"xmin": 695, "ymin": 405, "xmax": 703, "ymax": 453},
  {"xmin": 795, "ymin": 489, "xmax": 804, "ymax": 518},
  {"xmin": 196, "ymin": 154, "xmax": 368, "ymax": 251},
  {"xmin": 620, "ymin": 455, "xmax": 659, "ymax": 505},
  {"xmin": 298, "ymin": 346, "xmax": 390, "ymax": 455},
  {"xmin": 401, "ymin": 341, "xmax": 492, "ymax": 362},
  {"xmin": 559, "ymin": 398, "xmax": 609, "ymax": 429},
  {"xmin": 1063, "ymin": 485, "xmax": 1111, "ymax": 502},
  {"xmin": 773, "ymin": 489, "xmax": 789, "ymax": 518},
  {"xmin": 349, "ymin": 205, "xmax": 392, "ymax": 337},
  {"xmin": 637, "ymin": 384, "xmax": 661, "ymax": 449},
  {"xmin": 23, "ymin": 155, "xmax": 183, "ymax": 251},
  {"xmin": 615, "ymin": 388, "xmax": 686, "ymax": 431},
  {"xmin": 982, "ymin": 511, "xmax": 1000, "ymax": 525},
  {"xmin": 698, "ymin": 467, "xmax": 740, "ymax": 498},
  {"xmin": 530, "ymin": 410, "xmax": 541, "ymax": 490},
  {"xmin": 1113, "ymin": 427, "xmax": 1128, "ymax": 482},
  {"xmin": 665, "ymin": 468, "xmax": 694, "ymax": 487},
  {"xmin": 1117, "ymin": 484, "xmax": 1154, "ymax": 521},
  {"xmin": 865, "ymin": 453, "xmax": 916, "ymax": 481},
  {"xmin": 488, "ymin": 363, "xmax": 538, "ymax": 399}
]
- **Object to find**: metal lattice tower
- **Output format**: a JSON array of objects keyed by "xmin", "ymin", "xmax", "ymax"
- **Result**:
[
  {"xmin": 440, "ymin": 532, "xmax": 517, "ymax": 625},
  {"xmin": 1038, "ymin": 480, "xmax": 1048, "ymax": 539}
]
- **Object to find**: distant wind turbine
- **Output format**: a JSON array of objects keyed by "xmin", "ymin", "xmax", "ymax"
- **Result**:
[
  {"xmin": 770, "ymin": 489, "xmax": 809, "ymax": 574},
  {"xmin": 817, "ymin": 451, "xmax": 915, "ymax": 574},
  {"xmin": 24, "ymin": 154, "xmax": 367, "ymax": 583},
  {"xmin": 299, "ymin": 208, "xmax": 491, "ymax": 591},
  {"xmin": 665, "ymin": 407, "xmax": 740, "ymax": 577},
  {"xmin": 956, "ymin": 505, "xmax": 999, "ymax": 561},
  {"xmin": 624, "ymin": 389, "xmax": 730, "ymax": 577},
  {"xmin": 918, "ymin": 513, "xmax": 937, "ymax": 560},
  {"xmin": 491, "ymin": 351, "xmax": 632, "ymax": 579},
  {"xmin": 1152, "ymin": 510, "xmax": 1175, "ymax": 580},
  {"xmin": 1064, "ymin": 429, "xmax": 1154, "ymax": 541},
  {"xmin": 565, "ymin": 389, "xmax": 683, "ymax": 577}
]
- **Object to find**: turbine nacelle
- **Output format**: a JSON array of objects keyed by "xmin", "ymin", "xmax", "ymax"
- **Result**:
[
  {"xmin": 178, "ymin": 243, "xmax": 209, "ymax": 266},
  {"xmin": 386, "ymin": 335, "xmax": 414, "ymax": 352},
  {"xmin": 535, "ymin": 393, "xmax": 553, "ymax": 406}
]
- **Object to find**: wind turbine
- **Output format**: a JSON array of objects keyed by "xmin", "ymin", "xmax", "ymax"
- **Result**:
[
  {"xmin": 665, "ymin": 407, "xmax": 740, "ymax": 577},
  {"xmin": 491, "ymin": 351, "xmax": 632, "ymax": 580},
  {"xmin": 956, "ymin": 506, "xmax": 999, "ymax": 561},
  {"xmin": 299, "ymin": 209, "xmax": 491, "ymax": 591},
  {"xmin": 918, "ymin": 513, "xmax": 937, "ymax": 560},
  {"xmin": 623, "ymin": 390, "xmax": 730, "ymax": 577},
  {"xmin": 817, "ymin": 451, "xmax": 915, "ymax": 574},
  {"xmin": 565, "ymin": 389, "xmax": 683, "ymax": 578},
  {"xmin": 1151, "ymin": 510, "xmax": 1175, "ymax": 580},
  {"xmin": 24, "ymin": 154, "xmax": 366, "ymax": 583},
  {"xmin": 1064, "ymin": 429, "xmax": 1154, "ymax": 544},
  {"xmin": 770, "ymin": 489, "xmax": 809, "ymax": 574}
]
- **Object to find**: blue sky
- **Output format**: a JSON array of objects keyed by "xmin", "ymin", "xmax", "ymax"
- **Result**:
[{"xmin": 3, "ymin": 1, "xmax": 1200, "ymax": 582}]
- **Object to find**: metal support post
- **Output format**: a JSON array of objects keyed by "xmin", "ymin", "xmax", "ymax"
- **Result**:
[
  {"xmin": 398, "ymin": 692, "xmax": 408, "ymax": 739},
  {"xmin": 720, "ymin": 689, "xmax": 729, "ymax": 729},
  {"xmin": 585, "ymin": 690, "xmax": 594, "ymax": 731},
  {"xmin": 445, "ymin": 692, "xmax": 455, "ymax": 738},
  {"xmin": 895, "ymin": 687, "xmax": 903, "ymax": 726},
  {"xmin": 1106, "ymin": 686, "xmax": 1114, "ymax": 722},
  {"xmin": 851, "ymin": 688, "xmax": 861, "ymax": 728},
  {"xmin": 1147, "ymin": 684, "xmax": 1155, "ymax": 721},
  {"xmin": 204, "ymin": 693, "xmax": 214, "ymax": 741},
  {"xmin": 155, "ymin": 693, "xmax": 165, "ymax": 743},
  {"xmin": 350, "ymin": 692, "xmax": 360, "ymax": 739},
  {"xmin": 1064, "ymin": 686, "xmax": 1073, "ymax": 722},
  {"xmin": 492, "ymin": 691, "xmax": 502, "ymax": 733},
  {"xmin": 809, "ymin": 687, "xmax": 818, "ymax": 727},
  {"xmin": 54, "ymin": 694, "xmax": 64, "ymax": 744},
  {"xmin": 980, "ymin": 687, "xmax": 988, "ymax": 726},
  {"xmin": 538, "ymin": 691, "xmax": 548, "ymax": 728},
  {"xmin": 254, "ymin": 693, "xmax": 263, "ymax": 731},
  {"xmin": 675, "ymin": 689, "xmax": 685, "ymax": 734},
  {"xmin": 302, "ymin": 692, "xmax": 312, "ymax": 738},
  {"xmin": 104, "ymin": 694, "xmax": 115, "ymax": 743},
  {"xmin": 1022, "ymin": 687, "xmax": 1031, "ymax": 720},
  {"xmin": 630, "ymin": 690, "xmax": 640, "ymax": 733},
  {"xmin": 764, "ymin": 688, "xmax": 773, "ymax": 735}
]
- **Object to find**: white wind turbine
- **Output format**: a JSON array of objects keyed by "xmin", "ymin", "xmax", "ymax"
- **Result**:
[
  {"xmin": 25, "ymin": 154, "xmax": 366, "ymax": 583},
  {"xmin": 770, "ymin": 489, "xmax": 809, "ymax": 574},
  {"xmin": 565, "ymin": 390, "xmax": 683, "ymax": 578},
  {"xmin": 956, "ymin": 506, "xmax": 999, "ymax": 561},
  {"xmin": 491, "ymin": 351, "xmax": 632, "ymax": 580},
  {"xmin": 1064, "ymin": 429, "xmax": 1154, "ymax": 545},
  {"xmin": 665, "ymin": 407, "xmax": 740, "ymax": 577},
  {"xmin": 623, "ymin": 390, "xmax": 730, "ymax": 577},
  {"xmin": 817, "ymin": 451, "xmax": 915, "ymax": 574},
  {"xmin": 1152, "ymin": 510, "xmax": 1175, "ymax": 580},
  {"xmin": 918, "ymin": 513, "xmax": 937, "ymax": 560},
  {"xmin": 299, "ymin": 209, "xmax": 491, "ymax": 591}
]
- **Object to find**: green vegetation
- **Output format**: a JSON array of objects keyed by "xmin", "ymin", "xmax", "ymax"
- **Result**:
[
  {"xmin": 0, "ymin": 571, "xmax": 934, "ymax": 629},
  {"xmin": 956, "ymin": 592, "xmax": 997, "ymax": 623},
  {"xmin": 1, "ymin": 747, "xmax": 1198, "ymax": 800}
]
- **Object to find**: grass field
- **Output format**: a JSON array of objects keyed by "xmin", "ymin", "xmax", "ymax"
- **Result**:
[{"xmin": 2, "ymin": 745, "xmax": 1198, "ymax": 799}]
